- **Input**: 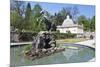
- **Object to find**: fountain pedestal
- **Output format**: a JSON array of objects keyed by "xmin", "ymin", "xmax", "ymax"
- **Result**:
[{"xmin": 25, "ymin": 47, "xmax": 65, "ymax": 60}]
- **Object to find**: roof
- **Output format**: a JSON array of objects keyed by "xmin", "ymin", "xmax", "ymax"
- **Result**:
[
  {"xmin": 62, "ymin": 15, "xmax": 76, "ymax": 27},
  {"xmin": 57, "ymin": 15, "xmax": 83, "ymax": 28}
]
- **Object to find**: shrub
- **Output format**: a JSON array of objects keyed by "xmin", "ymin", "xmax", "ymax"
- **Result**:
[{"xmin": 53, "ymin": 31, "xmax": 76, "ymax": 39}]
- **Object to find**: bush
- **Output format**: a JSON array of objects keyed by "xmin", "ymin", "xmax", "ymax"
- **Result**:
[
  {"xmin": 53, "ymin": 31, "xmax": 76, "ymax": 39},
  {"xmin": 19, "ymin": 32, "xmax": 38, "ymax": 42}
]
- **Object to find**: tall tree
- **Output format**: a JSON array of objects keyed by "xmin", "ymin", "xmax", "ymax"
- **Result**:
[
  {"xmin": 53, "ymin": 13, "xmax": 63, "ymax": 25},
  {"xmin": 71, "ymin": 6, "xmax": 79, "ymax": 21},
  {"xmin": 24, "ymin": 3, "xmax": 32, "ymax": 30},
  {"xmin": 31, "ymin": 4, "xmax": 46, "ymax": 32},
  {"xmin": 78, "ymin": 15, "xmax": 90, "ymax": 31},
  {"xmin": 60, "ymin": 6, "xmax": 79, "ymax": 20},
  {"xmin": 53, "ymin": 6, "xmax": 79, "ymax": 26},
  {"xmin": 90, "ymin": 16, "xmax": 95, "ymax": 32},
  {"xmin": 32, "ymin": 4, "xmax": 42, "ymax": 17}
]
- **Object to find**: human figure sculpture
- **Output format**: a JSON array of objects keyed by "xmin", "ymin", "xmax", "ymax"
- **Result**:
[
  {"xmin": 32, "ymin": 32, "xmax": 45, "ymax": 53},
  {"xmin": 40, "ymin": 10, "xmax": 53, "ymax": 31}
]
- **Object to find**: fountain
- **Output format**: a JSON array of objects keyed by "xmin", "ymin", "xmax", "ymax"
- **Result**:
[
  {"xmin": 24, "ymin": 10, "xmax": 65, "ymax": 60},
  {"xmin": 24, "ymin": 31, "xmax": 65, "ymax": 60}
]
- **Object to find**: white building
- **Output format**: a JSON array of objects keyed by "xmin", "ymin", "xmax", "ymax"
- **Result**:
[{"xmin": 57, "ymin": 15, "xmax": 84, "ymax": 37}]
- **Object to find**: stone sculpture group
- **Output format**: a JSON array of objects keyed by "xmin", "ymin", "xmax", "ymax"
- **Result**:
[
  {"xmin": 32, "ymin": 31, "xmax": 56, "ymax": 53},
  {"xmin": 24, "ymin": 31, "xmax": 65, "ymax": 60}
]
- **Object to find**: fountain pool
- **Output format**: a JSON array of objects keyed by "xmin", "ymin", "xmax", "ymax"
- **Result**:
[{"xmin": 10, "ymin": 44, "xmax": 95, "ymax": 66}]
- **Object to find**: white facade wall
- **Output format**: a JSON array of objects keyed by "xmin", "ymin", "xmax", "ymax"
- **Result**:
[
  {"xmin": 57, "ymin": 27, "xmax": 83, "ymax": 34},
  {"xmin": 77, "ymin": 28, "xmax": 84, "ymax": 34},
  {"xmin": 68, "ymin": 27, "xmax": 78, "ymax": 34}
]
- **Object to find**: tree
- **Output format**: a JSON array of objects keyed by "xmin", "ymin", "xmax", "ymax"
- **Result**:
[
  {"xmin": 90, "ymin": 16, "xmax": 95, "ymax": 32},
  {"xmin": 53, "ymin": 6, "xmax": 79, "ymax": 26},
  {"xmin": 10, "ymin": 0, "xmax": 25, "ymax": 16},
  {"xmin": 31, "ymin": 4, "xmax": 56, "ymax": 32},
  {"xmin": 10, "ymin": 10, "xmax": 23, "ymax": 30},
  {"xmin": 78, "ymin": 15, "xmax": 90, "ymax": 31},
  {"xmin": 24, "ymin": 3, "xmax": 32, "ymax": 30},
  {"xmin": 60, "ymin": 6, "xmax": 79, "ymax": 21},
  {"xmin": 71, "ymin": 6, "xmax": 79, "ymax": 21},
  {"xmin": 53, "ymin": 13, "xmax": 63, "ymax": 25},
  {"xmin": 32, "ymin": 4, "xmax": 42, "ymax": 17},
  {"xmin": 31, "ymin": 4, "xmax": 47, "ymax": 32},
  {"xmin": 10, "ymin": 0, "xmax": 25, "ymax": 30}
]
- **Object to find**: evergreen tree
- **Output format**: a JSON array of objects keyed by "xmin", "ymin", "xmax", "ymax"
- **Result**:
[
  {"xmin": 33, "ymin": 4, "xmax": 42, "ymax": 17},
  {"xmin": 31, "ymin": 4, "xmax": 46, "ymax": 32},
  {"xmin": 24, "ymin": 3, "xmax": 32, "ymax": 30}
]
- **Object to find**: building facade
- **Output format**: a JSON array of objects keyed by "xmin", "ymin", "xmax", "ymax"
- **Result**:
[{"xmin": 57, "ymin": 15, "xmax": 84, "ymax": 37}]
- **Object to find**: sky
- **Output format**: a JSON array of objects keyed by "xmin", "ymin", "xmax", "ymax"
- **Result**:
[{"xmin": 26, "ymin": 1, "xmax": 95, "ymax": 19}]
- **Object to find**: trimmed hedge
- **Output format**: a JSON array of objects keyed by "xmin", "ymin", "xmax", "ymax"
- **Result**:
[
  {"xmin": 18, "ymin": 31, "xmax": 77, "ymax": 41},
  {"xmin": 53, "ymin": 32, "xmax": 76, "ymax": 39}
]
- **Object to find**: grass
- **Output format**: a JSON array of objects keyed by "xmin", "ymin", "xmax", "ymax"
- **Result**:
[{"xmin": 56, "ymin": 38, "xmax": 87, "ymax": 43}]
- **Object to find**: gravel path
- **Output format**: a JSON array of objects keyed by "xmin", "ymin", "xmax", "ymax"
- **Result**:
[{"xmin": 75, "ymin": 39, "xmax": 95, "ymax": 48}]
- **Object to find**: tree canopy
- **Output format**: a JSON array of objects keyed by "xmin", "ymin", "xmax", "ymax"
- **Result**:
[
  {"xmin": 90, "ymin": 16, "xmax": 95, "ymax": 32},
  {"xmin": 77, "ymin": 15, "xmax": 95, "ymax": 32},
  {"xmin": 10, "ymin": 1, "xmax": 95, "ymax": 32}
]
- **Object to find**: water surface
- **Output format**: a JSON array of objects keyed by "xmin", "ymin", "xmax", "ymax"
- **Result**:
[{"xmin": 10, "ymin": 44, "xmax": 95, "ymax": 66}]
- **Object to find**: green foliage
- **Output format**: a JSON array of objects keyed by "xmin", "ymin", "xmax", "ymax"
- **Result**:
[
  {"xmin": 31, "ymin": 4, "xmax": 47, "ymax": 32},
  {"xmin": 10, "ymin": 11, "xmax": 23, "ymax": 30},
  {"xmin": 32, "ymin": 4, "xmax": 42, "ymax": 17},
  {"xmin": 78, "ymin": 15, "xmax": 90, "ymax": 31},
  {"xmin": 10, "ymin": 0, "xmax": 25, "ymax": 16},
  {"xmin": 78, "ymin": 15, "xmax": 95, "ymax": 32},
  {"xmin": 53, "ymin": 32, "xmax": 76, "ymax": 39},
  {"xmin": 90, "ymin": 16, "xmax": 95, "ymax": 32},
  {"xmin": 10, "ymin": 1, "xmax": 95, "ymax": 33},
  {"xmin": 53, "ymin": 7, "xmax": 79, "ymax": 26},
  {"xmin": 24, "ymin": 3, "xmax": 32, "ymax": 30},
  {"xmin": 54, "ymin": 13, "xmax": 64, "ymax": 25},
  {"xmin": 53, "ymin": 8, "xmax": 69, "ymax": 26},
  {"xmin": 10, "ymin": 1, "xmax": 25, "ymax": 30},
  {"xmin": 24, "ymin": 44, "xmax": 32, "ymax": 51}
]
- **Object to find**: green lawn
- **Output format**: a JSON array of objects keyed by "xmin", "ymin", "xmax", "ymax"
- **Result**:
[{"xmin": 56, "ymin": 38, "xmax": 87, "ymax": 43}]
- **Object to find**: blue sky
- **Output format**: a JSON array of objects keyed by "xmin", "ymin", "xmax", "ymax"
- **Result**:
[{"xmin": 26, "ymin": 1, "xmax": 95, "ymax": 19}]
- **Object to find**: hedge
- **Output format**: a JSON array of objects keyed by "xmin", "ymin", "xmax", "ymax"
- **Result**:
[{"xmin": 53, "ymin": 32, "xmax": 77, "ymax": 39}]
